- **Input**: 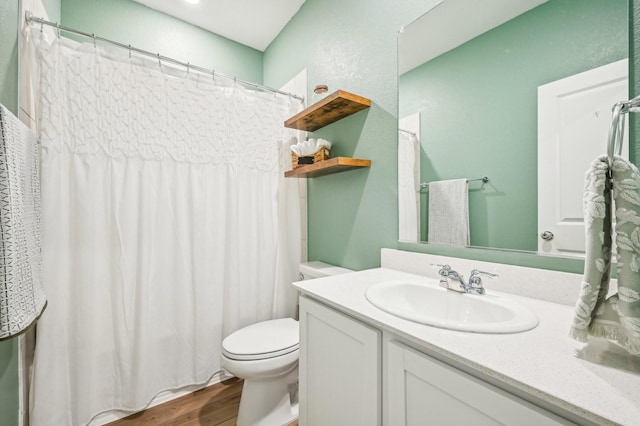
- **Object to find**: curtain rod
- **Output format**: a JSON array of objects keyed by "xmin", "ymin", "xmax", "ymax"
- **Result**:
[{"xmin": 25, "ymin": 11, "xmax": 305, "ymax": 103}]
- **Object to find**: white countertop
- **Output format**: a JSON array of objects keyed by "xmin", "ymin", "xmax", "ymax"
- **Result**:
[{"xmin": 293, "ymin": 267, "xmax": 640, "ymax": 426}]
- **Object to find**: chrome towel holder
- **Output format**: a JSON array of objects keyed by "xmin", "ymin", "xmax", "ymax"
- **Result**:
[
  {"xmin": 419, "ymin": 176, "xmax": 488, "ymax": 189},
  {"xmin": 608, "ymin": 95, "xmax": 640, "ymax": 165}
]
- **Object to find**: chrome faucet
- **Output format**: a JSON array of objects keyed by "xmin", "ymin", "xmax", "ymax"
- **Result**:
[{"xmin": 435, "ymin": 264, "xmax": 498, "ymax": 295}]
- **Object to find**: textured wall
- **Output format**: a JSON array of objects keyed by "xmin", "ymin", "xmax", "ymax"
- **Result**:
[
  {"xmin": 42, "ymin": 0, "xmax": 61, "ymax": 21},
  {"xmin": 264, "ymin": 0, "xmax": 438, "ymax": 270},
  {"xmin": 400, "ymin": 0, "xmax": 626, "ymax": 251},
  {"xmin": 0, "ymin": 340, "xmax": 18, "ymax": 426},
  {"xmin": 264, "ymin": 0, "xmax": 632, "ymax": 272},
  {"xmin": 0, "ymin": 0, "xmax": 19, "ymax": 116}
]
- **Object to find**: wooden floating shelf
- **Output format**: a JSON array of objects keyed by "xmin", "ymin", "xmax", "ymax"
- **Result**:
[
  {"xmin": 284, "ymin": 90, "xmax": 371, "ymax": 132},
  {"xmin": 285, "ymin": 157, "xmax": 371, "ymax": 178}
]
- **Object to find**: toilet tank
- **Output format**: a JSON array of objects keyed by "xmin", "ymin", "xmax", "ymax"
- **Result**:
[{"xmin": 299, "ymin": 261, "xmax": 352, "ymax": 280}]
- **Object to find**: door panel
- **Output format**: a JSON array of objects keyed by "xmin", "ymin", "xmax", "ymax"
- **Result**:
[{"xmin": 538, "ymin": 59, "xmax": 628, "ymax": 256}]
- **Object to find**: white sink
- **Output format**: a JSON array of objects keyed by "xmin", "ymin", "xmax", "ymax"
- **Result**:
[{"xmin": 365, "ymin": 279, "xmax": 539, "ymax": 334}]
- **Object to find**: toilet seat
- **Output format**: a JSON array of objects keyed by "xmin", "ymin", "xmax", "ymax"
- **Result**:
[{"xmin": 222, "ymin": 318, "xmax": 299, "ymax": 361}]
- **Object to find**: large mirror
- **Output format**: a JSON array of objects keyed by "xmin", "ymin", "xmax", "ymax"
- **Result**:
[{"xmin": 398, "ymin": 0, "xmax": 628, "ymax": 258}]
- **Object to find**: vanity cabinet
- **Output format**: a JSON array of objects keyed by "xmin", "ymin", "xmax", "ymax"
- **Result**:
[
  {"xmin": 385, "ymin": 340, "xmax": 573, "ymax": 426},
  {"xmin": 299, "ymin": 296, "xmax": 575, "ymax": 426},
  {"xmin": 298, "ymin": 296, "xmax": 381, "ymax": 425}
]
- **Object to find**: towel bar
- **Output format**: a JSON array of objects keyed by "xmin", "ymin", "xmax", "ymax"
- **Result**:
[{"xmin": 419, "ymin": 176, "xmax": 488, "ymax": 189}]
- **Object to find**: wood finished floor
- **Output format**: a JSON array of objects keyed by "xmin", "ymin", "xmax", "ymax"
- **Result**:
[{"xmin": 107, "ymin": 377, "xmax": 299, "ymax": 426}]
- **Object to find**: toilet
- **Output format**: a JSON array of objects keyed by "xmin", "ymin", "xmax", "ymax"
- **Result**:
[{"xmin": 221, "ymin": 261, "xmax": 352, "ymax": 426}]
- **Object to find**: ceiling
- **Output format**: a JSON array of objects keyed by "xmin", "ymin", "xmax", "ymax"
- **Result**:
[
  {"xmin": 399, "ymin": 0, "xmax": 547, "ymax": 75},
  {"xmin": 132, "ymin": 0, "xmax": 306, "ymax": 51}
]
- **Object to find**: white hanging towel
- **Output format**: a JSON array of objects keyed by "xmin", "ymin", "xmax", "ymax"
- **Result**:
[
  {"xmin": 428, "ymin": 179, "xmax": 470, "ymax": 246},
  {"xmin": 0, "ymin": 104, "xmax": 46, "ymax": 340}
]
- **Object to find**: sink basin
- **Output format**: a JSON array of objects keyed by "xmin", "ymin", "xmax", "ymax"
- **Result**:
[{"xmin": 365, "ymin": 279, "xmax": 539, "ymax": 333}]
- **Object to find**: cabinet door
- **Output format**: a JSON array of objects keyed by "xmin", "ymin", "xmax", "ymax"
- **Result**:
[
  {"xmin": 299, "ymin": 296, "xmax": 381, "ymax": 426},
  {"xmin": 386, "ymin": 340, "xmax": 573, "ymax": 426}
]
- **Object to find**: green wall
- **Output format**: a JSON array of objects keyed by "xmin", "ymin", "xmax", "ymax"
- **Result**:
[
  {"xmin": 399, "ymin": 0, "xmax": 627, "ymax": 250},
  {"xmin": 0, "ymin": 1, "xmax": 19, "ymax": 117},
  {"xmin": 264, "ymin": 0, "xmax": 438, "ymax": 270},
  {"xmin": 42, "ymin": 0, "xmax": 62, "ymax": 21},
  {"xmin": 60, "ymin": 0, "xmax": 263, "ymax": 83},
  {"xmin": 263, "ymin": 0, "xmax": 630, "ymax": 272},
  {"xmin": 0, "ymin": 341, "xmax": 18, "ymax": 426},
  {"xmin": 263, "ymin": 0, "xmax": 637, "ymax": 276}
]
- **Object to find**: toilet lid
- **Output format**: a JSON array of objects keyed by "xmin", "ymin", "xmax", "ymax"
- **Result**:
[{"xmin": 222, "ymin": 318, "xmax": 299, "ymax": 361}]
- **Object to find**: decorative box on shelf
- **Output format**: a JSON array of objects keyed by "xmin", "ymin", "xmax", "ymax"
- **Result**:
[{"xmin": 292, "ymin": 147, "xmax": 331, "ymax": 169}]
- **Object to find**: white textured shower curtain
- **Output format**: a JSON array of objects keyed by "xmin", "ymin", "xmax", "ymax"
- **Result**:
[{"xmin": 29, "ymin": 34, "xmax": 301, "ymax": 425}]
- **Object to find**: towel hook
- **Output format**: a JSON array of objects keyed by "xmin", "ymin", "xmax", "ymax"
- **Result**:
[
  {"xmin": 617, "ymin": 110, "xmax": 626, "ymax": 156},
  {"xmin": 608, "ymin": 102, "xmax": 625, "ymax": 166},
  {"xmin": 607, "ymin": 95, "xmax": 640, "ymax": 166}
]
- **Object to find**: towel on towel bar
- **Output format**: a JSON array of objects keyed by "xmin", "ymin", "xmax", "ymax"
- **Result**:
[
  {"xmin": 428, "ymin": 179, "xmax": 470, "ymax": 246},
  {"xmin": 570, "ymin": 155, "xmax": 640, "ymax": 355},
  {"xmin": 0, "ymin": 104, "xmax": 46, "ymax": 340}
]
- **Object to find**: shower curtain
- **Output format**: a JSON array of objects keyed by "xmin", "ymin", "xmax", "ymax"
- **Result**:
[
  {"xmin": 398, "ymin": 130, "xmax": 420, "ymax": 241},
  {"xmin": 28, "ymin": 34, "xmax": 302, "ymax": 425}
]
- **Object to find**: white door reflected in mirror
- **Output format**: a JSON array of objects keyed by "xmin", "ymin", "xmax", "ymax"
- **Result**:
[{"xmin": 537, "ymin": 59, "xmax": 628, "ymax": 257}]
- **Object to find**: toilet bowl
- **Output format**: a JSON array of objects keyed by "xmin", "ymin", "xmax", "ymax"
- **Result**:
[
  {"xmin": 221, "ymin": 261, "xmax": 352, "ymax": 426},
  {"xmin": 222, "ymin": 318, "xmax": 299, "ymax": 426}
]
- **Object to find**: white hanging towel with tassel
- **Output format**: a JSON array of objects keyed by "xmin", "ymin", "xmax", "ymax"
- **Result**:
[
  {"xmin": 428, "ymin": 179, "xmax": 470, "ymax": 246},
  {"xmin": 0, "ymin": 104, "xmax": 46, "ymax": 340}
]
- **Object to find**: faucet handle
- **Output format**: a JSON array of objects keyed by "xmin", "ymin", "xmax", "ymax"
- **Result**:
[
  {"xmin": 431, "ymin": 263, "xmax": 450, "ymax": 269},
  {"xmin": 467, "ymin": 270, "xmax": 497, "ymax": 295},
  {"xmin": 432, "ymin": 264, "xmax": 452, "ymax": 276},
  {"xmin": 470, "ymin": 269, "xmax": 498, "ymax": 279}
]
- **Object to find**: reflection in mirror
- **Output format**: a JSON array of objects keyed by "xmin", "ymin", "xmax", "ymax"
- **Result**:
[{"xmin": 398, "ymin": 0, "xmax": 628, "ymax": 257}]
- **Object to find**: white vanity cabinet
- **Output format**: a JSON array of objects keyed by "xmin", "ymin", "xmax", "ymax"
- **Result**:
[
  {"xmin": 298, "ymin": 296, "xmax": 381, "ymax": 425},
  {"xmin": 299, "ymin": 295, "xmax": 575, "ymax": 426},
  {"xmin": 385, "ymin": 339, "xmax": 574, "ymax": 425}
]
